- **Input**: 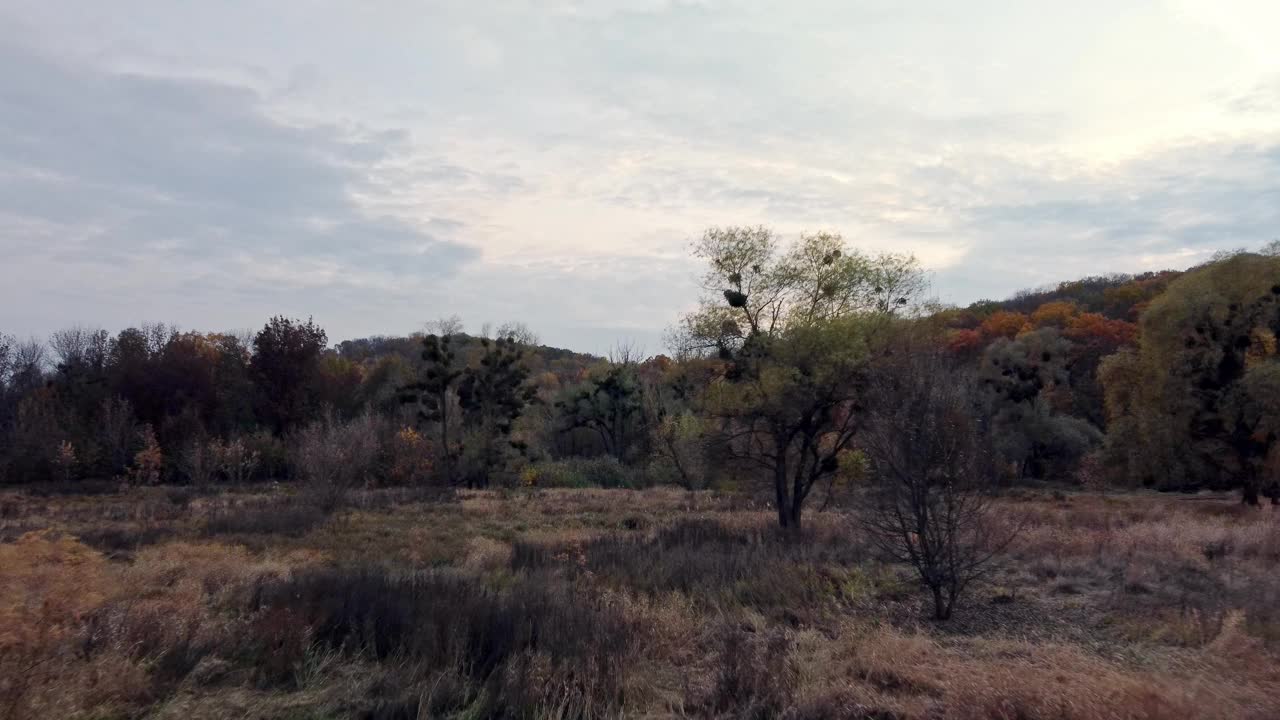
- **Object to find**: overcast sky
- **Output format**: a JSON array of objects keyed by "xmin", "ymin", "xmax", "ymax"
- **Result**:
[{"xmin": 2, "ymin": 1, "xmax": 1278, "ymax": 354}]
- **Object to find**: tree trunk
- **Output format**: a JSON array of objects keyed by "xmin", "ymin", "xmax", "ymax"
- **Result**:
[
  {"xmin": 788, "ymin": 501, "xmax": 803, "ymax": 531},
  {"xmin": 1242, "ymin": 480, "xmax": 1260, "ymax": 507},
  {"xmin": 774, "ymin": 449, "xmax": 792, "ymax": 529},
  {"xmin": 932, "ymin": 585, "xmax": 950, "ymax": 620}
]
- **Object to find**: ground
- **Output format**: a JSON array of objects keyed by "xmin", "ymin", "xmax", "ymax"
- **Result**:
[{"xmin": 1, "ymin": 484, "xmax": 1278, "ymax": 719}]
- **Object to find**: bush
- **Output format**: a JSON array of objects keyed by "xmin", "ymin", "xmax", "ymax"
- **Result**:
[
  {"xmin": 258, "ymin": 564, "xmax": 642, "ymax": 717},
  {"xmin": 695, "ymin": 624, "xmax": 797, "ymax": 720},
  {"xmin": 208, "ymin": 436, "xmax": 260, "ymax": 484},
  {"xmin": 513, "ymin": 518, "xmax": 864, "ymax": 615},
  {"xmin": 521, "ymin": 456, "xmax": 646, "ymax": 489},
  {"xmin": 244, "ymin": 430, "xmax": 289, "ymax": 481},
  {"xmin": 386, "ymin": 426, "xmax": 433, "ymax": 486},
  {"xmin": 203, "ymin": 496, "xmax": 326, "ymax": 538},
  {"xmin": 127, "ymin": 425, "xmax": 164, "ymax": 485},
  {"xmin": 292, "ymin": 412, "xmax": 384, "ymax": 509}
]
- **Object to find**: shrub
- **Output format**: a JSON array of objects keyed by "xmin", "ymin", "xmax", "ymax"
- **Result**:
[
  {"xmin": 208, "ymin": 436, "xmax": 260, "ymax": 484},
  {"xmin": 244, "ymin": 430, "xmax": 289, "ymax": 481},
  {"xmin": 292, "ymin": 412, "xmax": 383, "ymax": 509},
  {"xmin": 259, "ymin": 565, "xmax": 641, "ymax": 716},
  {"xmin": 177, "ymin": 438, "xmax": 217, "ymax": 486},
  {"xmin": 387, "ymin": 426, "xmax": 433, "ymax": 486},
  {"xmin": 203, "ymin": 495, "xmax": 326, "ymax": 538},
  {"xmin": 696, "ymin": 624, "xmax": 797, "ymax": 719},
  {"xmin": 521, "ymin": 456, "xmax": 646, "ymax": 489},
  {"xmin": 127, "ymin": 425, "xmax": 164, "ymax": 485},
  {"xmin": 514, "ymin": 517, "xmax": 864, "ymax": 615}
]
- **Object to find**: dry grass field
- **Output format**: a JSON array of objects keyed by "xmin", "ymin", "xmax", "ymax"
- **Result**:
[{"xmin": 2, "ymin": 485, "xmax": 1279, "ymax": 719}]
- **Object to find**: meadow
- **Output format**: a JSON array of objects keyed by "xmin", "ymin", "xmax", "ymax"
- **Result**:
[{"xmin": 3, "ymin": 484, "xmax": 1278, "ymax": 719}]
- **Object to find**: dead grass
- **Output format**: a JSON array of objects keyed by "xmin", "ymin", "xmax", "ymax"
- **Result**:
[{"xmin": 0, "ymin": 485, "xmax": 1277, "ymax": 718}]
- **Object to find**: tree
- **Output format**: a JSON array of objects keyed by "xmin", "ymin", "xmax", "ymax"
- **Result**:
[
  {"xmin": 496, "ymin": 321, "xmax": 540, "ymax": 347},
  {"xmin": 706, "ymin": 318, "xmax": 872, "ymax": 528},
  {"xmin": 643, "ymin": 357, "xmax": 717, "ymax": 490},
  {"xmin": 1100, "ymin": 252, "xmax": 1280, "ymax": 503},
  {"xmin": 860, "ymin": 340, "xmax": 1012, "ymax": 620},
  {"xmin": 672, "ymin": 227, "xmax": 923, "ymax": 359},
  {"xmin": 49, "ymin": 326, "xmax": 109, "ymax": 374},
  {"xmin": 1029, "ymin": 301, "xmax": 1079, "ymax": 329},
  {"xmin": 674, "ymin": 227, "xmax": 925, "ymax": 529},
  {"xmin": 250, "ymin": 317, "xmax": 328, "ymax": 433},
  {"xmin": 10, "ymin": 339, "xmax": 46, "ymax": 380},
  {"xmin": 0, "ymin": 333, "xmax": 12, "ymax": 388},
  {"xmin": 978, "ymin": 311, "xmax": 1030, "ymax": 340},
  {"xmin": 556, "ymin": 362, "xmax": 646, "ymax": 460},
  {"xmin": 401, "ymin": 334, "xmax": 464, "ymax": 485},
  {"xmin": 425, "ymin": 315, "xmax": 465, "ymax": 338},
  {"xmin": 978, "ymin": 328, "xmax": 1101, "ymax": 479},
  {"xmin": 1060, "ymin": 312, "xmax": 1138, "ymax": 426},
  {"xmin": 457, "ymin": 336, "xmax": 537, "ymax": 487}
]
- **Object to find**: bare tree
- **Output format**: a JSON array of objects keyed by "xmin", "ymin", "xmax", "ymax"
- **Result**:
[
  {"xmin": 860, "ymin": 340, "xmax": 1016, "ymax": 620},
  {"xmin": 49, "ymin": 326, "xmax": 109, "ymax": 370},
  {"xmin": 608, "ymin": 340, "xmax": 645, "ymax": 366},
  {"xmin": 425, "ymin": 315, "xmax": 464, "ymax": 338},
  {"xmin": 496, "ymin": 321, "xmax": 540, "ymax": 347},
  {"xmin": 9, "ymin": 338, "xmax": 48, "ymax": 391},
  {"xmin": 0, "ymin": 333, "xmax": 12, "ymax": 387},
  {"xmin": 98, "ymin": 396, "xmax": 137, "ymax": 474}
]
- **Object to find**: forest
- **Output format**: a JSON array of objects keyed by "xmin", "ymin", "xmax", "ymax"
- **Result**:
[{"xmin": 2, "ymin": 229, "xmax": 1280, "ymax": 719}]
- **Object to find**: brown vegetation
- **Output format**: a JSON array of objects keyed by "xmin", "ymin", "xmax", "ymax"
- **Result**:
[{"xmin": 1, "ymin": 484, "xmax": 1277, "ymax": 719}]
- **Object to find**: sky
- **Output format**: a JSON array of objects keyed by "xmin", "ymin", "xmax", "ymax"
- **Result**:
[{"xmin": 1, "ymin": 1, "xmax": 1278, "ymax": 355}]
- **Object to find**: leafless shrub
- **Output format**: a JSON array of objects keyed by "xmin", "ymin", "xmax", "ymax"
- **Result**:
[
  {"xmin": 178, "ymin": 439, "xmax": 216, "ymax": 486},
  {"xmin": 208, "ymin": 437, "xmax": 259, "ymax": 484},
  {"xmin": 696, "ymin": 624, "xmax": 797, "ymax": 719},
  {"xmin": 860, "ymin": 341, "xmax": 1017, "ymax": 620},
  {"xmin": 292, "ymin": 412, "xmax": 383, "ymax": 510}
]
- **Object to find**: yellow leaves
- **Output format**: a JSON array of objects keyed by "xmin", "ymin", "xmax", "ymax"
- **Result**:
[
  {"xmin": 389, "ymin": 425, "xmax": 433, "ymax": 485},
  {"xmin": 1030, "ymin": 301, "xmax": 1080, "ymax": 329},
  {"xmin": 979, "ymin": 311, "xmax": 1031, "ymax": 340},
  {"xmin": 1246, "ymin": 328, "xmax": 1277, "ymax": 369}
]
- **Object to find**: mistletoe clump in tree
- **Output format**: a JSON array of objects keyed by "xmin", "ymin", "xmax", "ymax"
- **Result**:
[{"xmin": 672, "ymin": 226, "xmax": 926, "ymax": 529}]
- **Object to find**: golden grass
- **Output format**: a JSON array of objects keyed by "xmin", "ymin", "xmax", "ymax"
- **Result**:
[{"xmin": 0, "ymin": 486, "xmax": 1277, "ymax": 718}]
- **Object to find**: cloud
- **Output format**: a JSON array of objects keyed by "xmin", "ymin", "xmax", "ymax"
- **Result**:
[
  {"xmin": 3, "ymin": 2, "xmax": 1280, "ymax": 354},
  {"xmin": 0, "ymin": 40, "xmax": 479, "ymax": 324},
  {"xmin": 933, "ymin": 138, "xmax": 1280, "ymax": 300}
]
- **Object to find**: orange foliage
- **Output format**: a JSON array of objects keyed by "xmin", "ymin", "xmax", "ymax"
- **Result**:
[
  {"xmin": 389, "ymin": 426, "xmax": 433, "ymax": 485},
  {"xmin": 1030, "ymin": 301, "xmax": 1079, "ymax": 328},
  {"xmin": 979, "ymin": 311, "xmax": 1030, "ymax": 340},
  {"xmin": 947, "ymin": 328, "xmax": 985, "ymax": 355},
  {"xmin": 1064, "ymin": 313, "xmax": 1138, "ymax": 348}
]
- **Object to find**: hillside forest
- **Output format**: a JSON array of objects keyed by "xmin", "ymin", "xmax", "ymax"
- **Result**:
[{"xmin": 3, "ymin": 230, "xmax": 1277, "ymax": 511}]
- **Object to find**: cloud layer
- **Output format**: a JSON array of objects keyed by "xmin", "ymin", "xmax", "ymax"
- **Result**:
[{"xmin": 1, "ymin": 1, "xmax": 1278, "ymax": 353}]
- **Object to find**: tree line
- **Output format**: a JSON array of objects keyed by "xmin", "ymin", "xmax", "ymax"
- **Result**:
[{"xmin": 1, "ymin": 231, "xmax": 1277, "ymax": 514}]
